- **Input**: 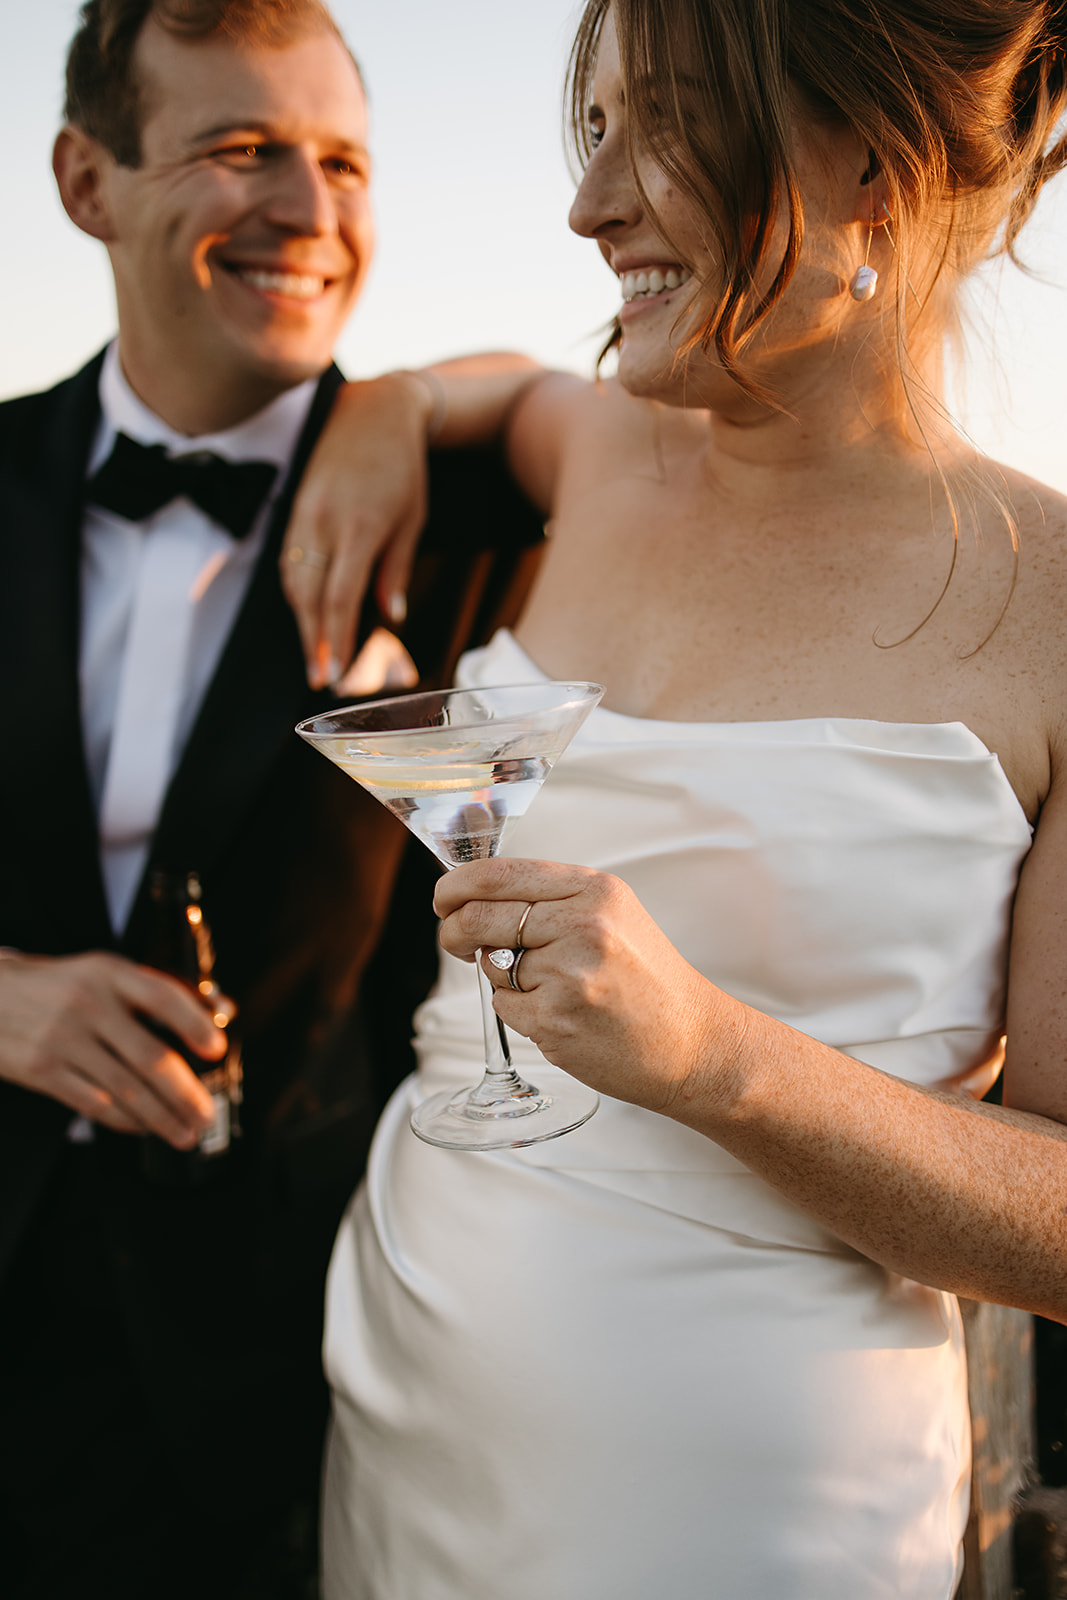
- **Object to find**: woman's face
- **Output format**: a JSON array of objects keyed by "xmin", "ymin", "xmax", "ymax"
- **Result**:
[{"xmin": 568, "ymin": 11, "xmax": 878, "ymax": 416}]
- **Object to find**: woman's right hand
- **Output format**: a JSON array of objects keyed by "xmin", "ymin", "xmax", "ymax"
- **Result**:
[
  {"xmin": 281, "ymin": 355, "xmax": 549, "ymax": 689},
  {"xmin": 282, "ymin": 372, "xmax": 435, "ymax": 689}
]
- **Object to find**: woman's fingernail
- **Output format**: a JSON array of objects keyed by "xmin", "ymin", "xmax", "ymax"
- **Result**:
[
  {"xmin": 388, "ymin": 592, "xmax": 407, "ymax": 625},
  {"xmin": 326, "ymin": 654, "xmax": 342, "ymax": 685}
]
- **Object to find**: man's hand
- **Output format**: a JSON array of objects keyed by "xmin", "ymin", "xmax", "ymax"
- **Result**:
[{"xmin": 0, "ymin": 951, "xmax": 227, "ymax": 1148}]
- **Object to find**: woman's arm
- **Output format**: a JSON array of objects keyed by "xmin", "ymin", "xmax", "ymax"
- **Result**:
[
  {"xmin": 433, "ymin": 812, "xmax": 1067, "ymax": 1321},
  {"xmin": 280, "ymin": 357, "xmax": 583, "ymax": 686}
]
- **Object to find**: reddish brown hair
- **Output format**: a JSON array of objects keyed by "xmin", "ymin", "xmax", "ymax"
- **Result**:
[
  {"xmin": 568, "ymin": 0, "xmax": 1067, "ymax": 394},
  {"xmin": 64, "ymin": 0, "xmax": 354, "ymax": 167}
]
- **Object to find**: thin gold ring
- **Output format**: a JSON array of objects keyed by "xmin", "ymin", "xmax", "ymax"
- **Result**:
[
  {"xmin": 515, "ymin": 902, "xmax": 535, "ymax": 950},
  {"xmin": 287, "ymin": 545, "xmax": 329, "ymax": 570}
]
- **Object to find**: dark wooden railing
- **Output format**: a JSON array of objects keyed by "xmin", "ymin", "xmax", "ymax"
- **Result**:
[
  {"xmin": 958, "ymin": 1303, "xmax": 1067, "ymax": 1599},
  {"xmin": 958, "ymin": 1301, "xmax": 1035, "ymax": 1598}
]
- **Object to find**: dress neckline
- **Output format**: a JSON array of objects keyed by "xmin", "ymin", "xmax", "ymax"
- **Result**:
[
  {"xmin": 479, "ymin": 630, "xmax": 1031, "ymax": 831},
  {"xmin": 497, "ymin": 629, "xmax": 976, "ymax": 738}
]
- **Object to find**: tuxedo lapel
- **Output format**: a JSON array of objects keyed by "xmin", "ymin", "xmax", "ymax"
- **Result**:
[
  {"xmin": 124, "ymin": 366, "xmax": 346, "ymax": 940},
  {"xmin": 0, "ymin": 354, "xmax": 113, "ymax": 951}
]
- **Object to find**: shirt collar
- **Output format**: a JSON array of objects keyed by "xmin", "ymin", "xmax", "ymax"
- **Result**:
[{"xmin": 89, "ymin": 340, "xmax": 320, "ymax": 477}]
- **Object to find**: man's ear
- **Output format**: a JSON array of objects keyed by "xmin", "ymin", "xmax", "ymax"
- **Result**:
[{"xmin": 53, "ymin": 124, "xmax": 119, "ymax": 243}]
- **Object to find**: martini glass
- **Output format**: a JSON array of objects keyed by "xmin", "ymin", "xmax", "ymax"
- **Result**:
[{"xmin": 296, "ymin": 680, "xmax": 603, "ymax": 1150}]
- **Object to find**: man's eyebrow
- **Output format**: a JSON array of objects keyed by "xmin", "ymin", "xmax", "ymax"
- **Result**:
[
  {"xmin": 183, "ymin": 122, "xmax": 369, "ymax": 155},
  {"xmin": 185, "ymin": 121, "xmax": 270, "ymax": 146}
]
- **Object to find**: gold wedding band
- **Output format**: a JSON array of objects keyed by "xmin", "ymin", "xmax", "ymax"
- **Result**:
[
  {"xmin": 287, "ymin": 545, "xmax": 329, "ymax": 570},
  {"xmin": 515, "ymin": 902, "xmax": 535, "ymax": 950}
]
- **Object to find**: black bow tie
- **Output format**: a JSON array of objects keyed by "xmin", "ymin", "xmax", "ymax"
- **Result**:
[{"xmin": 86, "ymin": 431, "xmax": 279, "ymax": 540}]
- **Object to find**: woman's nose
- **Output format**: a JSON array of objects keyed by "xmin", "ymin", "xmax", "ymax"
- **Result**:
[{"xmin": 569, "ymin": 138, "xmax": 642, "ymax": 243}]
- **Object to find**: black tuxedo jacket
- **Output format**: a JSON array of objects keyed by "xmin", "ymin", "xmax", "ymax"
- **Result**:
[{"xmin": 0, "ymin": 353, "xmax": 544, "ymax": 1293}]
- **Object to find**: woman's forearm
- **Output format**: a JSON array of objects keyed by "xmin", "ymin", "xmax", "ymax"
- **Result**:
[
  {"xmin": 398, "ymin": 353, "xmax": 547, "ymax": 451},
  {"xmin": 675, "ymin": 992, "xmax": 1067, "ymax": 1319},
  {"xmin": 437, "ymin": 861, "xmax": 1067, "ymax": 1319}
]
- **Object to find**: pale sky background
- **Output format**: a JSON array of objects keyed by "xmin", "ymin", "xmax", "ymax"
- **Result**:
[{"xmin": 4, "ymin": 0, "xmax": 1066, "ymax": 493}]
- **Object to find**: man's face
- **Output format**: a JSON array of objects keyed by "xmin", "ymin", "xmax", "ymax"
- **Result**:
[{"xmin": 88, "ymin": 20, "xmax": 373, "ymax": 428}]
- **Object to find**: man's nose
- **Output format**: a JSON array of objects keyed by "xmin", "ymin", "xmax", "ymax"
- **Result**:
[{"xmin": 265, "ymin": 150, "xmax": 337, "ymax": 236}]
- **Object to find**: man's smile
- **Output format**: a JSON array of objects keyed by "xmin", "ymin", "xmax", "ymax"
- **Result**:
[{"xmin": 219, "ymin": 261, "xmax": 340, "ymax": 301}]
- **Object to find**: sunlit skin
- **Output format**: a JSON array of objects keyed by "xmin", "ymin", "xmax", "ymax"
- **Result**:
[
  {"xmin": 567, "ymin": 14, "xmax": 940, "ymax": 439},
  {"xmin": 509, "ymin": 17, "xmax": 1050, "ymax": 818},
  {"xmin": 277, "ymin": 6, "xmax": 1067, "ymax": 1319},
  {"xmin": 52, "ymin": 20, "xmax": 374, "ymax": 434}
]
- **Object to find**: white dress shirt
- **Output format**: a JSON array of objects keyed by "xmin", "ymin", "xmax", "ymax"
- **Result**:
[{"xmin": 81, "ymin": 343, "xmax": 317, "ymax": 934}]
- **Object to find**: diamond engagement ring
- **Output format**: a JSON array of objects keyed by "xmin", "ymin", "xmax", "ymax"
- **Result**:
[
  {"xmin": 487, "ymin": 903, "xmax": 536, "ymax": 990},
  {"xmin": 487, "ymin": 946, "xmax": 529, "ymax": 992}
]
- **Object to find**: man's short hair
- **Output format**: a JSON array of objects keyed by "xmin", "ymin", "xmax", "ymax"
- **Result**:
[{"xmin": 65, "ymin": 0, "xmax": 352, "ymax": 168}]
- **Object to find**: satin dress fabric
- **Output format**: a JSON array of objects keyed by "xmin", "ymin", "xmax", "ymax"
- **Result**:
[{"xmin": 321, "ymin": 628, "xmax": 1033, "ymax": 1600}]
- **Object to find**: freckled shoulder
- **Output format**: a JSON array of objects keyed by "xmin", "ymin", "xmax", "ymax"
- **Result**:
[
  {"xmin": 998, "ymin": 467, "xmax": 1067, "ymax": 617},
  {"xmin": 992, "ymin": 464, "xmax": 1067, "ymax": 745},
  {"xmin": 507, "ymin": 372, "xmax": 664, "ymax": 510},
  {"xmin": 547, "ymin": 377, "xmax": 707, "ymax": 503}
]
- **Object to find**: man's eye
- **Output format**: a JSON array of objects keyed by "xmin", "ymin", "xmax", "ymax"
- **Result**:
[
  {"xmin": 214, "ymin": 144, "xmax": 265, "ymax": 164},
  {"xmin": 328, "ymin": 157, "xmax": 369, "ymax": 181}
]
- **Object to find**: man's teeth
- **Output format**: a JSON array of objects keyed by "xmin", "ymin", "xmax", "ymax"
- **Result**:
[
  {"xmin": 619, "ymin": 266, "xmax": 690, "ymax": 303},
  {"xmin": 235, "ymin": 268, "xmax": 326, "ymax": 299}
]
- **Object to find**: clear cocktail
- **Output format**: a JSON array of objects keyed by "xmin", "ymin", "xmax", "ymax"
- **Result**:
[{"xmin": 296, "ymin": 680, "xmax": 603, "ymax": 1149}]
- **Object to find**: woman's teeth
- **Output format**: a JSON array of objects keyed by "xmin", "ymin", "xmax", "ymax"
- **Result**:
[{"xmin": 619, "ymin": 266, "xmax": 690, "ymax": 303}]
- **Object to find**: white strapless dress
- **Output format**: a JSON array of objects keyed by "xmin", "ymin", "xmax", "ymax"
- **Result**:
[{"xmin": 321, "ymin": 629, "xmax": 1032, "ymax": 1600}]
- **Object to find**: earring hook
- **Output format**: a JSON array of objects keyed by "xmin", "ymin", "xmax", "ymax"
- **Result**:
[{"xmin": 849, "ymin": 194, "xmax": 878, "ymax": 302}]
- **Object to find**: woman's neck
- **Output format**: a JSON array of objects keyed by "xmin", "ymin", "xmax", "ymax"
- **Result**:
[{"xmin": 688, "ymin": 321, "xmax": 955, "ymax": 496}]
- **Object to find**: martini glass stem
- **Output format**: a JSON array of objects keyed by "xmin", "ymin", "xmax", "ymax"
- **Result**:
[{"xmin": 469, "ymin": 959, "xmax": 543, "ymax": 1109}]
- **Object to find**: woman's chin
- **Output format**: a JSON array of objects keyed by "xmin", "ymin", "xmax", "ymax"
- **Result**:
[
  {"xmin": 615, "ymin": 344, "xmax": 686, "ymax": 405},
  {"xmin": 617, "ymin": 342, "xmax": 778, "ymax": 423},
  {"xmin": 616, "ymin": 347, "xmax": 708, "ymax": 410}
]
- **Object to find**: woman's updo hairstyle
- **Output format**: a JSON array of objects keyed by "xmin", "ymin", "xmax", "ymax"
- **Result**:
[{"xmin": 568, "ymin": 0, "xmax": 1067, "ymax": 395}]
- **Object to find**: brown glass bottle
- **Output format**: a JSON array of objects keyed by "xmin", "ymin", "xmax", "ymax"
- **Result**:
[{"xmin": 139, "ymin": 869, "xmax": 243, "ymax": 1186}]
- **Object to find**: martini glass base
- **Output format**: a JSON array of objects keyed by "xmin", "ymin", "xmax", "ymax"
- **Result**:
[{"xmin": 411, "ymin": 1081, "xmax": 599, "ymax": 1151}]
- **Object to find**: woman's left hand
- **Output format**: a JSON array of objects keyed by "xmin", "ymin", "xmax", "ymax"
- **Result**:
[{"xmin": 435, "ymin": 857, "xmax": 736, "ymax": 1115}]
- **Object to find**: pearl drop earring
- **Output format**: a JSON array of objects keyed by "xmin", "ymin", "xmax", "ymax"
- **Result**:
[{"xmin": 849, "ymin": 203, "xmax": 878, "ymax": 302}]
